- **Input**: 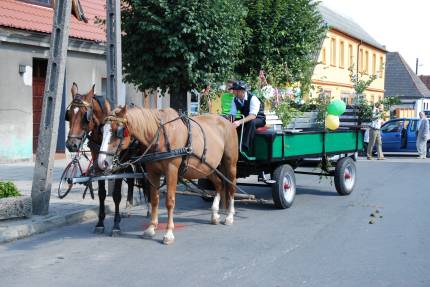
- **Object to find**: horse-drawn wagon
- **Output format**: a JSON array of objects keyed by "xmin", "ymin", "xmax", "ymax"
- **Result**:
[
  {"xmin": 60, "ymin": 83, "xmax": 363, "ymax": 243},
  {"xmin": 233, "ymin": 127, "xmax": 362, "ymax": 209}
]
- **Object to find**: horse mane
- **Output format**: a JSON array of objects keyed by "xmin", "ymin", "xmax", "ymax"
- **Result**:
[{"xmin": 112, "ymin": 107, "xmax": 176, "ymax": 142}]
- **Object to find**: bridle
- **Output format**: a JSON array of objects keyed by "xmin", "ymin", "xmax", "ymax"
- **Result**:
[
  {"xmin": 65, "ymin": 95, "xmax": 94, "ymax": 141},
  {"xmin": 98, "ymin": 115, "xmax": 130, "ymax": 157}
]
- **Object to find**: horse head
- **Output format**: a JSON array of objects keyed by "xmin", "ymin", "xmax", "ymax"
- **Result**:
[
  {"xmin": 98, "ymin": 105, "xmax": 132, "ymax": 171},
  {"xmin": 65, "ymin": 83, "xmax": 106, "ymax": 152}
]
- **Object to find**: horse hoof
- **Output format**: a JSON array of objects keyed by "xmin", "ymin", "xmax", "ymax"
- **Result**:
[
  {"xmin": 211, "ymin": 214, "xmax": 220, "ymax": 225},
  {"xmin": 163, "ymin": 236, "xmax": 175, "ymax": 245},
  {"xmin": 94, "ymin": 226, "xmax": 105, "ymax": 234},
  {"xmin": 142, "ymin": 229, "xmax": 156, "ymax": 239},
  {"xmin": 224, "ymin": 218, "xmax": 234, "ymax": 226},
  {"xmin": 111, "ymin": 229, "xmax": 121, "ymax": 237},
  {"xmin": 211, "ymin": 218, "xmax": 220, "ymax": 225}
]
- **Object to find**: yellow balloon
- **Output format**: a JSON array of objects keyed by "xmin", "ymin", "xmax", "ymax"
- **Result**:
[{"xmin": 325, "ymin": 115, "xmax": 340, "ymax": 130}]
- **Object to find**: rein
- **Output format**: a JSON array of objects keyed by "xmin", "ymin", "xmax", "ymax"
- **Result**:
[{"xmin": 105, "ymin": 112, "xmax": 208, "ymax": 186}]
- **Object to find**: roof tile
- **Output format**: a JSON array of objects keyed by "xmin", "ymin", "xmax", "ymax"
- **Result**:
[
  {"xmin": 0, "ymin": 0, "xmax": 105, "ymax": 42},
  {"xmin": 385, "ymin": 52, "xmax": 430, "ymax": 98}
]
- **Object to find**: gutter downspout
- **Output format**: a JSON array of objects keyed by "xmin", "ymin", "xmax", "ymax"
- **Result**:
[{"xmin": 355, "ymin": 40, "xmax": 363, "ymax": 125}]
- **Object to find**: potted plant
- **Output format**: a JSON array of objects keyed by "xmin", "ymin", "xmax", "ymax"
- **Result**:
[{"xmin": 0, "ymin": 181, "xmax": 32, "ymax": 220}]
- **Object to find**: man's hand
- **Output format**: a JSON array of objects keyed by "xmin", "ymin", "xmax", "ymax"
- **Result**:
[{"xmin": 233, "ymin": 120, "xmax": 242, "ymax": 127}]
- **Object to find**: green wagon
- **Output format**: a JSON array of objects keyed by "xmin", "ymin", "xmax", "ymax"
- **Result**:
[{"xmin": 236, "ymin": 128, "xmax": 363, "ymax": 209}]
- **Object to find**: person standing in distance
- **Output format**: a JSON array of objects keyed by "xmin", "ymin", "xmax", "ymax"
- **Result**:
[
  {"xmin": 367, "ymin": 103, "xmax": 384, "ymax": 160},
  {"xmin": 416, "ymin": 111, "xmax": 429, "ymax": 159}
]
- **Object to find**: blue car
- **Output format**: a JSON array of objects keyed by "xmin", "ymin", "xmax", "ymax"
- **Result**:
[{"xmin": 378, "ymin": 118, "xmax": 430, "ymax": 156}]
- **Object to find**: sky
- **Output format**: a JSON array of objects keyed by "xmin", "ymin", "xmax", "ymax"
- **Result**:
[{"xmin": 321, "ymin": 0, "xmax": 430, "ymax": 75}]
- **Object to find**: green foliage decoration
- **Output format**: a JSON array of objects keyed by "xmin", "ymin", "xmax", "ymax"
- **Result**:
[
  {"xmin": 272, "ymin": 98, "xmax": 302, "ymax": 127},
  {"xmin": 0, "ymin": 181, "xmax": 21, "ymax": 199}
]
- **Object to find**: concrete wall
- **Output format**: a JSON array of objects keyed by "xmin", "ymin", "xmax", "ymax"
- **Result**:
[
  {"xmin": 0, "ymin": 32, "xmax": 158, "ymax": 163},
  {"xmin": 0, "ymin": 42, "xmax": 45, "ymax": 162}
]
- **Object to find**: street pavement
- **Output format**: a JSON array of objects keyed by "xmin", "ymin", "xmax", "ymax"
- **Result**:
[{"xmin": 0, "ymin": 157, "xmax": 429, "ymax": 287}]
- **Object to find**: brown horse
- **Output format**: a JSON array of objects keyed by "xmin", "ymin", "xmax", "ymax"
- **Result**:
[
  {"xmin": 65, "ymin": 83, "xmax": 143, "ymax": 235},
  {"xmin": 97, "ymin": 106, "xmax": 238, "ymax": 244}
]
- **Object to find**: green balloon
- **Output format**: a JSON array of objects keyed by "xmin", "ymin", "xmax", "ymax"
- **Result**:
[{"xmin": 327, "ymin": 100, "xmax": 346, "ymax": 116}]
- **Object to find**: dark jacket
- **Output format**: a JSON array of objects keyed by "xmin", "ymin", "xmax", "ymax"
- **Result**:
[{"xmin": 234, "ymin": 92, "xmax": 265, "ymax": 122}]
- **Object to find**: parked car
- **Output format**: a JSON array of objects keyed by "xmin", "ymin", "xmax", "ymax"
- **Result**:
[{"xmin": 378, "ymin": 118, "xmax": 430, "ymax": 157}]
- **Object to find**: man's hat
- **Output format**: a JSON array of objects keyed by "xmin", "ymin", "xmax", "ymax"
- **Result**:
[{"xmin": 229, "ymin": 80, "xmax": 248, "ymax": 91}]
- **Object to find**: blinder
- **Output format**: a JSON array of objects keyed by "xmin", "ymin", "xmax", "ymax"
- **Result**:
[
  {"xmin": 84, "ymin": 108, "xmax": 93, "ymax": 123},
  {"xmin": 65, "ymin": 110, "xmax": 70, "ymax": 122},
  {"xmin": 64, "ymin": 107, "xmax": 93, "ymax": 124},
  {"xmin": 115, "ymin": 125, "xmax": 129, "ymax": 138}
]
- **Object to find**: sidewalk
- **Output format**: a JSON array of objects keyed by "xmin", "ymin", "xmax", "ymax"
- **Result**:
[{"xmin": 0, "ymin": 159, "xmax": 146, "ymax": 243}]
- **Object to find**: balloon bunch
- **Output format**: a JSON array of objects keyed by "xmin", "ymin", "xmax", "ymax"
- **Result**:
[{"xmin": 325, "ymin": 100, "xmax": 346, "ymax": 130}]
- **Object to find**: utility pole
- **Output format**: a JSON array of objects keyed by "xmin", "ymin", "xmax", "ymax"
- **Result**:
[
  {"xmin": 106, "ymin": 0, "xmax": 124, "ymax": 195},
  {"xmin": 416, "ymin": 58, "xmax": 419, "ymax": 75},
  {"xmin": 31, "ymin": 0, "xmax": 72, "ymax": 215},
  {"xmin": 106, "ymin": 0, "xmax": 125, "ymax": 107}
]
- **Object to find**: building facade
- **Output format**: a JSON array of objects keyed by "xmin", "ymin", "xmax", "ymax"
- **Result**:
[
  {"xmin": 312, "ymin": 5, "xmax": 386, "ymax": 105},
  {"xmin": 0, "ymin": 0, "xmax": 168, "ymax": 163}
]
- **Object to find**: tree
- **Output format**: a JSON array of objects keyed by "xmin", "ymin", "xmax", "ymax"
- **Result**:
[
  {"xmin": 238, "ymin": 0, "xmax": 326, "ymax": 92},
  {"xmin": 121, "ymin": 0, "xmax": 247, "ymax": 111}
]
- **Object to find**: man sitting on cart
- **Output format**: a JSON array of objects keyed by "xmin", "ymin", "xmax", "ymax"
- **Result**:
[{"xmin": 229, "ymin": 80, "xmax": 266, "ymax": 151}]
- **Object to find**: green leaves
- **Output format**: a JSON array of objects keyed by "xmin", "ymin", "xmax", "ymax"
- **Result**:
[
  {"xmin": 0, "ymin": 181, "xmax": 21, "ymax": 199},
  {"xmin": 238, "ymin": 0, "xmax": 326, "ymax": 93},
  {"xmin": 122, "ymin": 0, "xmax": 247, "ymax": 110}
]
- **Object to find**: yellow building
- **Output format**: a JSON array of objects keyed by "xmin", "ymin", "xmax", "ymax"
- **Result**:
[{"xmin": 312, "ymin": 6, "xmax": 386, "ymax": 104}]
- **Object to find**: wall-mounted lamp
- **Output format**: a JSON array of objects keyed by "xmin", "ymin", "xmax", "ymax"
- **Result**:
[{"xmin": 19, "ymin": 64, "xmax": 26, "ymax": 74}]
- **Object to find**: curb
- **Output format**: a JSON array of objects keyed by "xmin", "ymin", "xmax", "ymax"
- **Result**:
[{"xmin": 0, "ymin": 193, "xmax": 146, "ymax": 244}]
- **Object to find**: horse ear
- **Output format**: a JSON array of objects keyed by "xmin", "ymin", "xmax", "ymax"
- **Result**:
[
  {"xmin": 117, "ymin": 105, "xmax": 128, "ymax": 117},
  {"xmin": 87, "ymin": 84, "xmax": 95, "ymax": 98},
  {"xmin": 71, "ymin": 82, "xmax": 78, "ymax": 98}
]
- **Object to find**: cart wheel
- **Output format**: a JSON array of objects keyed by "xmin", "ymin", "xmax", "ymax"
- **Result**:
[
  {"xmin": 197, "ymin": 179, "xmax": 215, "ymax": 202},
  {"xmin": 58, "ymin": 162, "xmax": 80, "ymax": 199},
  {"xmin": 272, "ymin": 164, "xmax": 296, "ymax": 209},
  {"xmin": 334, "ymin": 157, "xmax": 356, "ymax": 196}
]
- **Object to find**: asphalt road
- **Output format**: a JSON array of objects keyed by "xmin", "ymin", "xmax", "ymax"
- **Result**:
[{"xmin": 1, "ymin": 159, "xmax": 429, "ymax": 287}]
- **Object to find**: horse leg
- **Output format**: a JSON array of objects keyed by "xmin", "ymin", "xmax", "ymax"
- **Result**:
[
  {"xmin": 163, "ymin": 171, "xmax": 178, "ymax": 245},
  {"xmin": 111, "ymin": 179, "xmax": 123, "ymax": 236},
  {"xmin": 95, "ymin": 180, "xmax": 106, "ymax": 233},
  {"xmin": 142, "ymin": 174, "xmax": 160, "ymax": 239},
  {"xmin": 223, "ymin": 161, "xmax": 237, "ymax": 226},
  {"xmin": 208, "ymin": 173, "xmax": 223, "ymax": 225},
  {"xmin": 122, "ymin": 171, "xmax": 134, "ymax": 218}
]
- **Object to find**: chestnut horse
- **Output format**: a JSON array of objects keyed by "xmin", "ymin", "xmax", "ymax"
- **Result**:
[
  {"xmin": 65, "ymin": 83, "xmax": 143, "ymax": 235},
  {"xmin": 97, "ymin": 106, "xmax": 238, "ymax": 245}
]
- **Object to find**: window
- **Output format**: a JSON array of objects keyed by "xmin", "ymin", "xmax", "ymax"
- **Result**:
[
  {"xmin": 379, "ymin": 56, "xmax": 384, "ymax": 78},
  {"xmin": 341, "ymin": 91, "xmax": 353, "ymax": 105},
  {"xmin": 339, "ymin": 41, "xmax": 345, "ymax": 68},
  {"xmin": 321, "ymin": 48, "xmax": 327, "ymax": 65},
  {"xmin": 372, "ymin": 54, "xmax": 376, "ymax": 75},
  {"xmin": 410, "ymin": 120, "xmax": 417, "ymax": 133},
  {"xmin": 348, "ymin": 44, "xmax": 353, "ymax": 68},
  {"xmin": 330, "ymin": 38, "xmax": 336, "ymax": 66},
  {"xmin": 359, "ymin": 49, "xmax": 363, "ymax": 72},
  {"xmin": 381, "ymin": 121, "xmax": 403, "ymax": 133},
  {"xmin": 364, "ymin": 51, "xmax": 369, "ymax": 73}
]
